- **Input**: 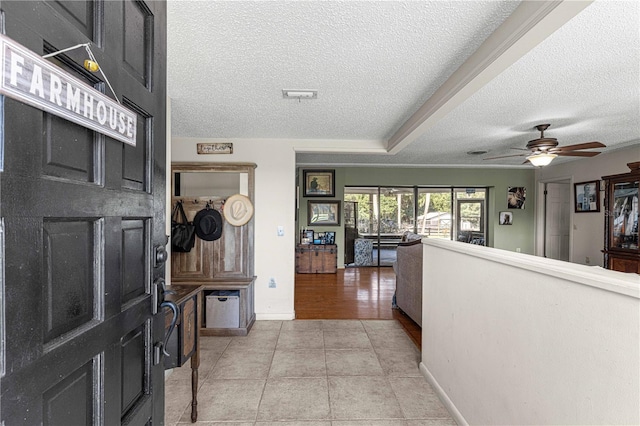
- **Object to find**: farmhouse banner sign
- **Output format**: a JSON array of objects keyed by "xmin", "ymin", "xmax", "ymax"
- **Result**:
[{"xmin": 0, "ymin": 33, "xmax": 137, "ymax": 146}]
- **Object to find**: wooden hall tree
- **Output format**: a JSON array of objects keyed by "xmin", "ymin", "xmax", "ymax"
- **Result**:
[
  {"xmin": 171, "ymin": 162, "xmax": 257, "ymax": 336},
  {"xmin": 0, "ymin": 1, "xmax": 168, "ymax": 424}
]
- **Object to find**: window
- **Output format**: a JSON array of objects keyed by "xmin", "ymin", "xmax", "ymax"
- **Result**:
[{"xmin": 344, "ymin": 186, "xmax": 488, "ymax": 266}]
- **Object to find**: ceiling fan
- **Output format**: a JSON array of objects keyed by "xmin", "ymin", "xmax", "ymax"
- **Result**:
[{"xmin": 484, "ymin": 124, "xmax": 606, "ymax": 166}]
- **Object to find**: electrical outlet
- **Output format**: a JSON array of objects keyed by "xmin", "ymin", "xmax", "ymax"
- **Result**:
[
  {"xmin": 269, "ymin": 278, "xmax": 276, "ymax": 288},
  {"xmin": 515, "ymin": 248, "xmax": 521, "ymax": 253},
  {"xmin": 277, "ymin": 226, "xmax": 284, "ymax": 236}
]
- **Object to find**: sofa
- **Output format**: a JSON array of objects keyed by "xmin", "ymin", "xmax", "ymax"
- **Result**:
[{"xmin": 393, "ymin": 233, "xmax": 423, "ymax": 326}]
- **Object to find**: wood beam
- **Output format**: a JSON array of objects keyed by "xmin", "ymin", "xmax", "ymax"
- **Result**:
[{"xmin": 386, "ymin": 0, "xmax": 593, "ymax": 154}]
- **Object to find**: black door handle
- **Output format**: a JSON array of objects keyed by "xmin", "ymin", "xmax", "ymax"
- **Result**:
[{"xmin": 161, "ymin": 300, "xmax": 179, "ymax": 357}]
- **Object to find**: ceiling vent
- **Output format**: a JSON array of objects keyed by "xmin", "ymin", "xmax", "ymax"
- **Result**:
[{"xmin": 282, "ymin": 89, "xmax": 317, "ymax": 100}]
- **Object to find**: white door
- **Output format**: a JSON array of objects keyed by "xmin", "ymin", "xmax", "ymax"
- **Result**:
[{"xmin": 545, "ymin": 182, "xmax": 571, "ymax": 261}]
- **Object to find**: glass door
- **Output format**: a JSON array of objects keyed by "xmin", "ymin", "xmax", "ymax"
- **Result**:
[
  {"xmin": 454, "ymin": 189, "xmax": 486, "ymax": 245},
  {"xmin": 378, "ymin": 187, "xmax": 414, "ymax": 266},
  {"xmin": 416, "ymin": 188, "xmax": 452, "ymax": 239},
  {"xmin": 344, "ymin": 201, "xmax": 358, "ymax": 265},
  {"xmin": 345, "ymin": 187, "xmax": 377, "ymax": 267},
  {"xmin": 612, "ymin": 181, "xmax": 639, "ymax": 250},
  {"xmin": 345, "ymin": 186, "xmax": 488, "ymax": 266}
]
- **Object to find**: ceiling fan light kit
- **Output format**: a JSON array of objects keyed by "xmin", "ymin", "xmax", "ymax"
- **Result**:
[{"xmin": 527, "ymin": 152, "xmax": 557, "ymax": 167}]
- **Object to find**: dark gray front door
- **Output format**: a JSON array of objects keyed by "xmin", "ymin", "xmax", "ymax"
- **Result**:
[{"xmin": 0, "ymin": 1, "xmax": 167, "ymax": 424}]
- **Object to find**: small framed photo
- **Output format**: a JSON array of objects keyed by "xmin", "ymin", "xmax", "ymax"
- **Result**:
[
  {"xmin": 499, "ymin": 211, "xmax": 513, "ymax": 225},
  {"xmin": 507, "ymin": 187, "xmax": 526, "ymax": 209},
  {"xmin": 314, "ymin": 231, "xmax": 336, "ymax": 245},
  {"xmin": 574, "ymin": 181, "xmax": 600, "ymax": 212},
  {"xmin": 300, "ymin": 229, "xmax": 314, "ymax": 244},
  {"xmin": 307, "ymin": 200, "xmax": 341, "ymax": 226},
  {"xmin": 303, "ymin": 169, "xmax": 335, "ymax": 197}
]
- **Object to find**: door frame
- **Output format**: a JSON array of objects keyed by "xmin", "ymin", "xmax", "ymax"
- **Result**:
[{"xmin": 535, "ymin": 176, "xmax": 573, "ymax": 261}]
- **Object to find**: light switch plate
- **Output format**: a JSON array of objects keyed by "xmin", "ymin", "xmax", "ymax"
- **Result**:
[{"xmin": 277, "ymin": 226, "xmax": 284, "ymax": 236}]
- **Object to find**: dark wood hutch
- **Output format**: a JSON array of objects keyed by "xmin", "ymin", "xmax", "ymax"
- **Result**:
[{"xmin": 602, "ymin": 162, "xmax": 640, "ymax": 274}]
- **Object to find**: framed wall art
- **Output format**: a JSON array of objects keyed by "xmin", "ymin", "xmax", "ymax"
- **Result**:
[
  {"xmin": 303, "ymin": 169, "xmax": 335, "ymax": 197},
  {"xmin": 499, "ymin": 211, "xmax": 513, "ymax": 225},
  {"xmin": 507, "ymin": 187, "xmax": 526, "ymax": 209},
  {"xmin": 307, "ymin": 200, "xmax": 341, "ymax": 226},
  {"xmin": 574, "ymin": 180, "xmax": 600, "ymax": 212}
]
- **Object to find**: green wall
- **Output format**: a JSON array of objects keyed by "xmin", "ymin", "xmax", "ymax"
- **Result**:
[{"xmin": 298, "ymin": 167, "xmax": 536, "ymax": 267}]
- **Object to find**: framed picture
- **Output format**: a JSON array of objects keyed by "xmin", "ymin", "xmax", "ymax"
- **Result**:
[
  {"xmin": 307, "ymin": 200, "xmax": 341, "ymax": 226},
  {"xmin": 314, "ymin": 231, "xmax": 336, "ymax": 245},
  {"xmin": 507, "ymin": 187, "xmax": 526, "ymax": 209},
  {"xmin": 303, "ymin": 169, "xmax": 335, "ymax": 197},
  {"xmin": 300, "ymin": 229, "xmax": 314, "ymax": 244},
  {"xmin": 574, "ymin": 180, "xmax": 600, "ymax": 212},
  {"xmin": 499, "ymin": 211, "xmax": 513, "ymax": 225}
]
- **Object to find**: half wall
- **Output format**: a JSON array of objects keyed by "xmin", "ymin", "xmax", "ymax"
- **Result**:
[{"xmin": 421, "ymin": 239, "xmax": 639, "ymax": 425}]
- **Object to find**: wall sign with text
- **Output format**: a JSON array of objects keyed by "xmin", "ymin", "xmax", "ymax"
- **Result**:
[{"xmin": 0, "ymin": 33, "xmax": 137, "ymax": 146}]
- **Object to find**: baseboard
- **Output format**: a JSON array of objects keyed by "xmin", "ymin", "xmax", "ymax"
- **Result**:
[
  {"xmin": 256, "ymin": 312, "xmax": 295, "ymax": 321},
  {"xmin": 419, "ymin": 362, "xmax": 468, "ymax": 426}
]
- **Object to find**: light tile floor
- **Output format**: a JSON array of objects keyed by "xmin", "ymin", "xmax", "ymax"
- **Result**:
[{"xmin": 165, "ymin": 320, "xmax": 456, "ymax": 426}]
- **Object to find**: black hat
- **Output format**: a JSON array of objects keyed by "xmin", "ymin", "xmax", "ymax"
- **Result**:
[{"xmin": 193, "ymin": 205, "xmax": 223, "ymax": 241}]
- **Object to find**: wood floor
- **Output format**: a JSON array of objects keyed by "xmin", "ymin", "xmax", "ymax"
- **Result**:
[{"xmin": 295, "ymin": 267, "xmax": 422, "ymax": 347}]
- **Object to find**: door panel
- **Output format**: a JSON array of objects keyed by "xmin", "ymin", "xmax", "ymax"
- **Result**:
[
  {"xmin": 43, "ymin": 218, "xmax": 99, "ymax": 344},
  {"xmin": 0, "ymin": 1, "xmax": 167, "ymax": 424},
  {"xmin": 121, "ymin": 325, "xmax": 147, "ymax": 417},
  {"xmin": 545, "ymin": 182, "xmax": 570, "ymax": 261},
  {"xmin": 48, "ymin": 0, "xmax": 96, "ymax": 40},
  {"xmin": 43, "ymin": 115, "xmax": 96, "ymax": 182},
  {"xmin": 214, "ymin": 221, "xmax": 247, "ymax": 277},
  {"xmin": 122, "ymin": 0, "xmax": 152, "ymax": 87},
  {"xmin": 43, "ymin": 357, "xmax": 96, "ymax": 425},
  {"xmin": 121, "ymin": 218, "xmax": 149, "ymax": 306},
  {"xmin": 122, "ymin": 102, "xmax": 151, "ymax": 192}
]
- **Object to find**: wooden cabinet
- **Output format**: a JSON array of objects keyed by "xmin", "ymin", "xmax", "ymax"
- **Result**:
[
  {"xmin": 296, "ymin": 244, "xmax": 337, "ymax": 273},
  {"xmin": 603, "ymin": 162, "xmax": 640, "ymax": 274}
]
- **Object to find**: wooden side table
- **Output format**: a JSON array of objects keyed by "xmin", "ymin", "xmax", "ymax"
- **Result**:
[{"xmin": 165, "ymin": 284, "xmax": 204, "ymax": 422}]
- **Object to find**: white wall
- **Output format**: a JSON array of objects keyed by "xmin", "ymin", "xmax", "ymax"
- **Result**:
[
  {"xmin": 536, "ymin": 144, "xmax": 640, "ymax": 266},
  {"xmin": 420, "ymin": 239, "xmax": 640, "ymax": 425},
  {"xmin": 171, "ymin": 137, "xmax": 297, "ymax": 320}
]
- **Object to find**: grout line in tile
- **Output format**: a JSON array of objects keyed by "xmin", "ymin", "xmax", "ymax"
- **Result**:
[{"xmin": 255, "ymin": 324, "xmax": 281, "ymax": 422}]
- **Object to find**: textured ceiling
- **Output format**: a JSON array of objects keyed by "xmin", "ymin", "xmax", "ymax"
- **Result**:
[{"xmin": 167, "ymin": 1, "xmax": 640, "ymax": 167}]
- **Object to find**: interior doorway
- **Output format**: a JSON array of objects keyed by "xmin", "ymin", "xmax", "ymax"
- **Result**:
[{"xmin": 543, "ymin": 180, "xmax": 571, "ymax": 261}]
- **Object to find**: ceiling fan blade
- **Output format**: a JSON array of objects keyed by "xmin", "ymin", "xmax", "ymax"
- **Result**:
[
  {"xmin": 483, "ymin": 153, "xmax": 528, "ymax": 160},
  {"xmin": 555, "ymin": 151, "xmax": 601, "ymax": 157},
  {"xmin": 551, "ymin": 142, "xmax": 606, "ymax": 152}
]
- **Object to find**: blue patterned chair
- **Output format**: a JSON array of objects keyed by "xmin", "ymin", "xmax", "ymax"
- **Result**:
[{"xmin": 354, "ymin": 238, "xmax": 373, "ymax": 266}]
